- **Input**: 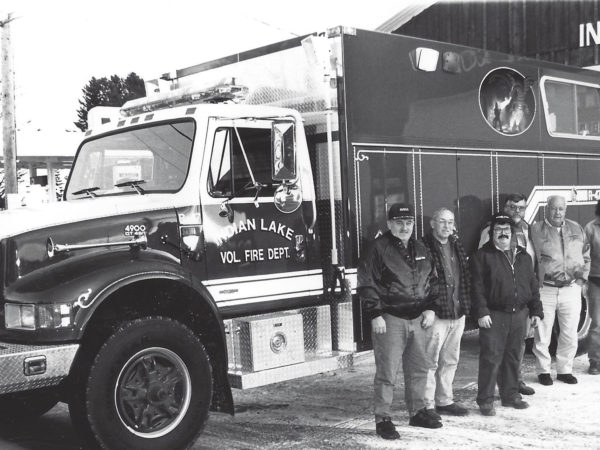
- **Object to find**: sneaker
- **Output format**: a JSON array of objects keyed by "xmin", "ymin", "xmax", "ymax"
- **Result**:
[
  {"xmin": 425, "ymin": 408, "xmax": 442, "ymax": 421},
  {"xmin": 479, "ymin": 404, "xmax": 496, "ymax": 416},
  {"xmin": 557, "ymin": 373, "xmax": 578, "ymax": 384},
  {"xmin": 501, "ymin": 398, "xmax": 529, "ymax": 409},
  {"xmin": 588, "ymin": 362, "xmax": 600, "ymax": 375},
  {"xmin": 409, "ymin": 409, "xmax": 443, "ymax": 429},
  {"xmin": 538, "ymin": 373, "xmax": 553, "ymax": 385},
  {"xmin": 376, "ymin": 417, "xmax": 400, "ymax": 440},
  {"xmin": 518, "ymin": 382, "xmax": 535, "ymax": 395},
  {"xmin": 436, "ymin": 403, "xmax": 469, "ymax": 416}
]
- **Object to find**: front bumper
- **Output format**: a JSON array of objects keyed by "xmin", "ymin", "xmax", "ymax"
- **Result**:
[{"xmin": 0, "ymin": 341, "xmax": 79, "ymax": 395}]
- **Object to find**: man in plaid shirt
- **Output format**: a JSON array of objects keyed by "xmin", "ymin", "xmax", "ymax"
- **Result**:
[{"xmin": 422, "ymin": 207, "xmax": 471, "ymax": 416}]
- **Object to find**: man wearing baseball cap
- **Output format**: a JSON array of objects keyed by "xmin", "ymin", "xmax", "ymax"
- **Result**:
[
  {"xmin": 358, "ymin": 202, "xmax": 441, "ymax": 439},
  {"xmin": 471, "ymin": 212, "xmax": 543, "ymax": 416}
]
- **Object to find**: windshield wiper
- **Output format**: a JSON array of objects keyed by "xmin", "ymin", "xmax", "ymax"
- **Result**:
[
  {"xmin": 72, "ymin": 187, "xmax": 100, "ymax": 198},
  {"xmin": 115, "ymin": 179, "xmax": 146, "ymax": 195}
]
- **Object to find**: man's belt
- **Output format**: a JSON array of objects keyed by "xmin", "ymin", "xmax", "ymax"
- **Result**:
[{"xmin": 489, "ymin": 304, "xmax": 527, "ymax": 313}]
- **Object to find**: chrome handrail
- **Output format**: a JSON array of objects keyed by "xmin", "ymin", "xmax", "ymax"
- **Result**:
[{"xmin": 47, "ymin": 234, "xmax": 147, "ymax": 258}]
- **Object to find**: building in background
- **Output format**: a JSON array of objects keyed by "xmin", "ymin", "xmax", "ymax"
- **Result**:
[
  {"xmin": 380, "ymin": 0, "xmax": 600, "ymax": 68},
  {"xmin": 0, "ymin": 127, "xmax": 81, "ymax": 206}
]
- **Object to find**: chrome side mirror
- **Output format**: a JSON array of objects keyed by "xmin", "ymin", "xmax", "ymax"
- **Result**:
[
  {"xmin": 272, "ymin": 121, "xmax": 296, "ymax": 181},
  {"xmin": 274, "ymin": 183, "xmax": 302, "ymax": 213}
]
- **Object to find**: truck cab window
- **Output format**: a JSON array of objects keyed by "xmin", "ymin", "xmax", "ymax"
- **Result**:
[
  {"xmin": 208, "ymin": 126, "xmax": 275, "ymax": 198},
  {"xmin": 66, "ymin": 120, "xmax": 195, "ymax": 200}
]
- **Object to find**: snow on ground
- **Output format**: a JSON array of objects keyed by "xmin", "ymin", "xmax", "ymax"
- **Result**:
[{"xmin": 200, "ymin": 335, "xmax": 600, "ymax": 449}]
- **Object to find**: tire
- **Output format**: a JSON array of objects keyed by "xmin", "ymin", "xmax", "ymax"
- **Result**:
[
  {"xmin": 548, "ymin": 291, "xmax": 591, "ymax": 356},
  {"xmin": 68, "ymin": 316, "xmax": 212, "ymax": 450},
  {"xmin": 0, "ymin": 388, "xmax": 59, "ymax": 422}
]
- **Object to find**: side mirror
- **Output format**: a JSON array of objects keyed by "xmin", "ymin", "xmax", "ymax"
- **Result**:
[
  {"xmin": 274, "ymin": 183, "xmax": 302, "ymax": 214},
  {"xmin": 271, "ymin": 121, "xmax": 296, "ymax": 181}
]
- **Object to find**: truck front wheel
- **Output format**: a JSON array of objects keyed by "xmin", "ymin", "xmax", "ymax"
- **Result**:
[{"xmin": 69, "ymin": 316, "xmax": 212, "ymax": 450}]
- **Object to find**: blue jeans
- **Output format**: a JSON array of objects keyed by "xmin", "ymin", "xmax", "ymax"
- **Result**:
[
  {"xmin": 430, "ymin": 316, "xmax": 466, "ymax": 407},
  {"xmin": 372, "ymin": 313, "xmax": 437, "ymax": 420}
]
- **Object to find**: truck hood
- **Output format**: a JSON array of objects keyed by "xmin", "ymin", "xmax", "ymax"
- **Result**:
[{"xmin": 0, "ymin": 195, "xmax": 184, "ymax": 240}]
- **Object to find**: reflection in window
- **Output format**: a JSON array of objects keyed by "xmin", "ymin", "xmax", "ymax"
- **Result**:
[
  {"xmin": 544, "ymin": 80, "xmax": 600, "ymax": 137},
  {"xmin": 208, "ymin": 127, "xmax": 276, "ymax": 198},
  {"xmin": 66, "ymin": 120, "xmax": 194, "ymax": 199}
]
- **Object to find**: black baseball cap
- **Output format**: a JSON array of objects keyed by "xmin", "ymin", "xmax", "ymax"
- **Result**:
[
  {"xmin": 388, "ymin": 203, "xmax": 414, "ymax": 220},
  {"xmin": 489, "ymin": 213, "xmax": 515, "ymax": 238}
]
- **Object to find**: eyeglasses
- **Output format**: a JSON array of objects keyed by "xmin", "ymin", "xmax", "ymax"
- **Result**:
[
  {"xmin": 507, "ymin": 204, "xmax": 526, "ymax": 212},
  {"xmin": 493, "ymin": 226, "xmax": 512, "ymax": 233}
]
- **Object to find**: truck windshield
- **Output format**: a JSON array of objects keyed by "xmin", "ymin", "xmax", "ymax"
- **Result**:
[{"xmin": 66, "ymin": 120, "xmax": 195, "ymax": 200}]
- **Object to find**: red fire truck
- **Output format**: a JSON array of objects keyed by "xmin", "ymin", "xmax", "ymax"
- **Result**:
[{"xmin": 0, "ymin": 27, "xmax": 599, "ymax": 449}]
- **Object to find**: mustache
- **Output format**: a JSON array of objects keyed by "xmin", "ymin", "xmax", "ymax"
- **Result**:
[{"xmin": 498, "ymin": 234, "xmax": 509, "ymax": 239}]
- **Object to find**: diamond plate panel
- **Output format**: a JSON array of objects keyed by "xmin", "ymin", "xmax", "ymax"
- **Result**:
[
  {"xmin": 300, "ymin": 305, "xmax": 332, "ymax": 355},
  {"xmin": 332, "ymin": 301, "xmax": 355, "ymax": 352},
  {"xmin": 0, "ymin": 342, "xmax": 78, "ymax": 394},
  {"xmin": 235, "ymin": 312, "xmax": 305, "ymax": 372}
]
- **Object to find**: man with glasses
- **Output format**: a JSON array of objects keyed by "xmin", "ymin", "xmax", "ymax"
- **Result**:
[
  {"xmin": 471, "ymin": 213, "xmax": 543, "ymax": 416},
  {"xmin": 358, "ymin": 203, "xmax": 440, "ymax": 440},
  {"xmin": 479, "ymin": 193, "xmax": 536, "ymax": 396},
  {"xmin": 531, "ymin": 195, "xmax": 590, "ymax": 386},
  {"xmin": 422, "ymin": 208, "xmax": 471, "ymax": 416}
]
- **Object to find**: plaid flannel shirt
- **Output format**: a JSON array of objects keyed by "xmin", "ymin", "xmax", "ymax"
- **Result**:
[{"xmin": 422, "ymin": 231, "xmax": 471, "ymax": 319}]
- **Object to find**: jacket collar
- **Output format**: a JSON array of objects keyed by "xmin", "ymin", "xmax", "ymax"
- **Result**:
[{"xmin": 482, "ymin": 240, "xmax": 526, "ymax": 255}]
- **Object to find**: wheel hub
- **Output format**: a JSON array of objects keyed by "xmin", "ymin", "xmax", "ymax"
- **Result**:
[{"xmin": 115, "ymin": 347, "xmax": 191, "ymax": 438}]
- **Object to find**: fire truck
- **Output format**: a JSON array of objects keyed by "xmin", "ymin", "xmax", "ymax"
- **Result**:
[{"xmin": 1, "ymin": 27, "xmax": 599, "ymax": 449}]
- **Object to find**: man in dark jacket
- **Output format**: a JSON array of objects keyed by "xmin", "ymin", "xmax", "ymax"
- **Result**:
[
  {"xmin": 422, "ymin": 207, "xmax": 471, "ymax": 417},
  {"xmin": 358, "ymin": 203, "xmax": 440, "ymax": 440},
  {"xmin": 471, "ymin": 213, "xmax": 543, "ymax": 416}
]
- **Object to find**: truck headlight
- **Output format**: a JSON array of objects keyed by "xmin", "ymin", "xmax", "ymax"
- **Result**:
[{"xmin": 5, "ymin": 303, "xmax": 73, "ymax": 330}]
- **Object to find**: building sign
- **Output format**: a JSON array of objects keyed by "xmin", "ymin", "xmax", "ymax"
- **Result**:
[
  {"xmin": 479, "ymin": 68, "xmax": 535, "ymax": 136},
  {"xmin": 580, "ymin": 21, "xmax": 600, "ymax": 47}
]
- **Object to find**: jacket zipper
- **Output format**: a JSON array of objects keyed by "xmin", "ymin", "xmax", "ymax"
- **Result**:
[{"xmin": 502, "ymin": 249, "xmax": 519, "ymax": 300}]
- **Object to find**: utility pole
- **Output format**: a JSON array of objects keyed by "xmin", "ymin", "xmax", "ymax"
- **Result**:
[{"xmin": 1, "ymin": 13, "xmax": 17, "ymax": 208}]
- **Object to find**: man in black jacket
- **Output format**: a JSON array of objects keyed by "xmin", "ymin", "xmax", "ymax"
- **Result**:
[
  {"xmin": 471, "ymin": 213, "xmax": 543, "ymax": 416},
  {"xmin": 358, "ymin": 203, "xmax": 440, "ymax": 440}
]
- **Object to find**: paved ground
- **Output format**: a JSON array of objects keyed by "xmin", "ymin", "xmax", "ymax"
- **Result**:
[{"xmin": 1, "ymin": 333, "xmax": 599, "ymax": 449}]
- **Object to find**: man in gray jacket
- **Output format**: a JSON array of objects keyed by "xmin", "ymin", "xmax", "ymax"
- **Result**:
[{"xmin": 531, "ymin": 195, "xmax": 590, "ymax": 386}]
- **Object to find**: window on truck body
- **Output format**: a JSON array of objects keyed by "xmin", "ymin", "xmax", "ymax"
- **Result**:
[{"xmin": 541, "ymin": 76, "xmax": 600, "ymax": 140}]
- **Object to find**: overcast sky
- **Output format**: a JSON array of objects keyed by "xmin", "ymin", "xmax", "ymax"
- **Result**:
[{"xmin": 0, "ymin": 0, "xmax": 415, "ymax": 133}]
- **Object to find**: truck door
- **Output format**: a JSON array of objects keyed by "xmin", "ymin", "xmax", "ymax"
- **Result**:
[{"xmin": 199, "ymin": 117, "xmax": 319, "ymax": 312}]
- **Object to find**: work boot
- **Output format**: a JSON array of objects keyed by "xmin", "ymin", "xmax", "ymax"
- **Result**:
[
  {"xmin": 538, "ymin": 373, "xmax": 553, "ymax": 385},
  {"xmin": 588, "ymin": 362, "xmax": 600, "ymax": 375},
  {"xmin": 557, "ymin": 373, "xmax": 578, "ymax": 384},
  {"xmin": 409, "ymin": 409, "xmax": 442, "ymax": 428},
  {"xmin": 518, "ymin": 381, "xmax": 535, "ymax": 395},
  {"xmin": 425, "ymin": 408, "xmax": 442, "ymax": 421},
  {"xmin": 375, "ymin": 417, "xmax": 400, "ymax": 440},
  {"xmin": 501, "ymin": 398, "xmax": 529, "ymax": 409},
  {"xmin": 479, "ymin": 404, "xmax": 496, "ymax": 416},
  {"xmin": 436, "ymin": 402, "xmax": 469, "ymax": 416}
]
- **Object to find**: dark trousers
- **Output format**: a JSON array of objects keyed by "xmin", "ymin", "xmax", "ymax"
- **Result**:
[{"xmin": 477, "ymin": 308, "xmax": 528, "ymax": 406}]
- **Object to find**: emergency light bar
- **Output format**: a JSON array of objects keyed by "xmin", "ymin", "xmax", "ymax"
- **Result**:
[{"xmin": 121, "ymin": 80, "xmax": 249, "ymax": 117}]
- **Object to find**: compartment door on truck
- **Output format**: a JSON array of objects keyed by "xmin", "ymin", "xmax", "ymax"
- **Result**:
[{"xmin": 199, "ymin": 118, "xmax": 319, "ymax": 311}]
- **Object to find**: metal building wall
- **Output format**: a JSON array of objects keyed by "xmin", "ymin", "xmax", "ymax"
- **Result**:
[{"xmin": 393, "ymin": 0, "xmax": 600, "ymax": 67}]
